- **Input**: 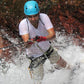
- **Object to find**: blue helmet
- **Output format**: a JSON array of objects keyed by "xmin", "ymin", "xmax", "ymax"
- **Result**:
[{"xmin": 24, "ymin": 1, "xmax": 40, "ymax": 15}]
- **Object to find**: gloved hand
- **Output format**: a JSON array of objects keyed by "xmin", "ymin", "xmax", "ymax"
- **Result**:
[
  {"xmin": 33, "ymin": 36, "xmax": 47, "ymax": 42},
  {"xmin": 27, "ymin": 40, "xmax": 33, "ymax": 44}
]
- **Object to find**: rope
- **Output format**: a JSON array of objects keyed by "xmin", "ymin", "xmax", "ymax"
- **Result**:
[{"xmin": 0, "ymin": 40, "xmax": 32, "ymax": 50}]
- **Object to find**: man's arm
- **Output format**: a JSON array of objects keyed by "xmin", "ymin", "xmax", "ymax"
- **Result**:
[
  {"xmin": 21, "ymin": 34, "xmax": 33, "ymax": 48},
  {"xmin": 21, "ymin": 34, "xmax": 29, "ymax": 42},
  {"xmin": 46, "ymin": 28, "xmax": 56, "ymax": 40}
]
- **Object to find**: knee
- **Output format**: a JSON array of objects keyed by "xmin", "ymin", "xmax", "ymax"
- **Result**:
[{"xmin": 57, "ymin": 57, "xmax": 67, "ymax": 68}]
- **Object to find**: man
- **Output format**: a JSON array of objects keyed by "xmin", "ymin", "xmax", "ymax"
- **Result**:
[{"xmin": 19, "ymin": 1, "xmax": 69, "ymax": 84}]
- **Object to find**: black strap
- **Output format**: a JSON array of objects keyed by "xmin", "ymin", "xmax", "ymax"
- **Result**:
[
  {"xmin": 39, "ymin": 15, "xmax": 45, "ymax": 25},
  {"xmin": 26, "ymin": 18, "xmax": 31, "ymax": 40}
]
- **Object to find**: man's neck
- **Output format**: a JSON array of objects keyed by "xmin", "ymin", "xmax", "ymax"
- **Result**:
[{"xmin": 30, "ymin": 20, "xmax": 39, "ymax": 29}]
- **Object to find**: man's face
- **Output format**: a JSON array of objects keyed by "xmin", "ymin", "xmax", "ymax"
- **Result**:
[
  {"xmin": 27, "ymin": 13, "xmax": 39, "ymax": 28},
  {"xmin": 27, "ymin": 13, "xmax": 39, "ymax": 23}
]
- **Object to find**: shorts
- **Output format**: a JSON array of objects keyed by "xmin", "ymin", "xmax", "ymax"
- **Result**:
[{"xmin": 28, "ymin": 47, "xmax": 60, "ymax": 82}]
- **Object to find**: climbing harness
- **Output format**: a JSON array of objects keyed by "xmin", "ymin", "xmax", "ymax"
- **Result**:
[{"xmin": 27, "ymin": 46, "xmax": 54, "ymax": 69}]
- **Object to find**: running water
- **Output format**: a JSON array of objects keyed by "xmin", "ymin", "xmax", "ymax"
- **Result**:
[{"xmin": 0, "ymin": 31, "xmax": 84, "ymax": 84}]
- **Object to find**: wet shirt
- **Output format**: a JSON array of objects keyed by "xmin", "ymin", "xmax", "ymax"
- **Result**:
[{"xmin": 19, "ymin": 13, "xmax": 53, "ymax": 57}]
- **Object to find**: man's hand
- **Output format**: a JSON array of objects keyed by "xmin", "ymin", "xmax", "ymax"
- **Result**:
[
  {"xmin": 27, "ymin": 40, "xmax": 33, "ymax": 44},
  {"xmin": 33, "ymin": 36, "xmax": 47, "ymax": 42},
  {"xmin": 24, "ymin": 40, "xmax": 33, "ymax": 48}
]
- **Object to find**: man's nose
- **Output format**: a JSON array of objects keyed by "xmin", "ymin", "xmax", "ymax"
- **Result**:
[{"xmin": 31, "ymin": 16, "xmax": 35, "ymax": 20}]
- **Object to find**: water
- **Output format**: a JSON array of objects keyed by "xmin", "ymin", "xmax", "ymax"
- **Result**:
[{"xmin": 0, "ymin": 32, "xmax": 84, "ymax": 84}]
